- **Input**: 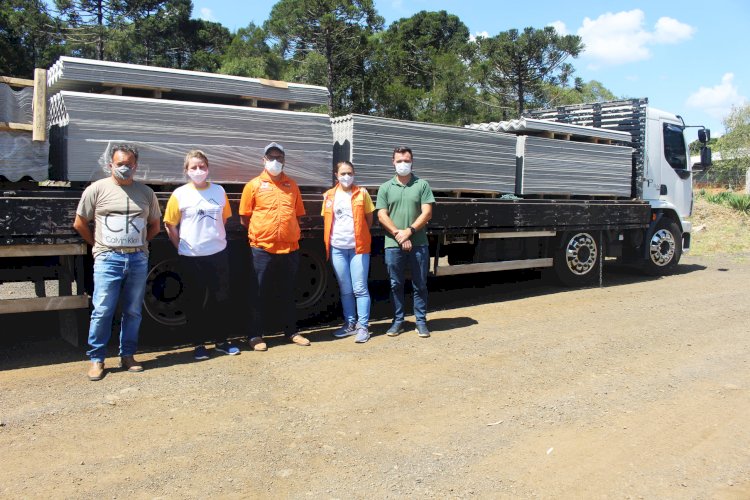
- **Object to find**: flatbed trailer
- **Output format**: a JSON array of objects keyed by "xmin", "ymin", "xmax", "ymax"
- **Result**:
[{"xmin": 1, "ymin": 185, "xmax": 651, "ymax": 343}]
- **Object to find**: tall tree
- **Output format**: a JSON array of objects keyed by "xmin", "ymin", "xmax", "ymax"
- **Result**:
[
  {"xmin": 473, "ymin": 26, "xmax": 583, "ymax": 117},
  {"xmin": 1, "ymin": 0, "xmax": 64, "ymax": 76},
  {"xmin": 107, "ymin": 0, "xmax": 230, "ymax": 70},
  {"xmin": 265, "ymin": 0, "xmax": 383, "ymax": 114},
  {"xmin": 370, "ymin": 10, "xmax": 476, "ymax": 124},
  {"xmin": 53, "ymin": 0, "xmax": 132, "ymax": 59}
]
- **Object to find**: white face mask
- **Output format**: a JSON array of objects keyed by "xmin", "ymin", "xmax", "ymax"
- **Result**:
[
  {"xmin": 338, "ymin": 173, "xmax": 354, "ymax": 188},
  {"xmin": 187, "ymin": 169, "xmax": 208, "ymax": 184},
  {"xmin": 395, "ymin": 161, "xmax": 412, "ymax": 176},
  {"xmin": 265, "ymin": 159, "xmax": 283, "ymax": 176}
]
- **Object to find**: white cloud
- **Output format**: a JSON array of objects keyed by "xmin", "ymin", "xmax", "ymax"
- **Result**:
[
  {"xmin": 686, "ymin": 73, "xmax": 747, "ymax": 120},
  {"xmin": 576, "ymin": 9, "xmax": 695, "ymax": 68},
  {"xmin": 548, "ymin": 21, "xmax": 568, "ymax": 36},
  {"xmin": 469, "ymin": 31, "xmax": 490, "ymax": 43},
  {"xmin": 199, "ymin": 7, "xmax": 214, "ymax": 21},
  {"xmin": 652, "ymin": 16, "xmax": 695, "ymax": 44}
]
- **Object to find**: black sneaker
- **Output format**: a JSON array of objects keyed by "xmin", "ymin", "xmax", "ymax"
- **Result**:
[
  {"xmin": 194, "ymin": 346, "xmax": 210, "ymax": 360},
  {"xmin": 215, "ymin": 342, "xmax": 240, "ymax": 355}
]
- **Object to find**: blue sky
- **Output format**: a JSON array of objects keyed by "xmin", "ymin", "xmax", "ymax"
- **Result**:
[{"xmin": 197, "ymin": 1, "xmax": 748, "ymax": 137}]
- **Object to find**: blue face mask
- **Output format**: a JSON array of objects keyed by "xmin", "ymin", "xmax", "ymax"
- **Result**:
[{"xmin": 113, "ymin": 164, "xmax": 135, "ymax": 180}]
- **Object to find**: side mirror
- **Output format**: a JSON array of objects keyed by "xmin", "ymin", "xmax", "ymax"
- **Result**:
[
  {"xmin": 698, "ymin": 128, "xmax": 710, "ymax": 143},
  {"xmin": 700, "ymin": 146, "xmax": 712, "ymax": 167}
]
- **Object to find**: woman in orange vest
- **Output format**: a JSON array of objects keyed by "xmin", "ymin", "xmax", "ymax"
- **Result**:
[{"xmin": 322, "ymin": 161, "xmax": 375, "ymax": 343}]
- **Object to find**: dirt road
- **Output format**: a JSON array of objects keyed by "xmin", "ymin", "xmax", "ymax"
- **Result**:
[{"xmin": 1, "ymin": 254, "xmax": 749, "ymax": 499}]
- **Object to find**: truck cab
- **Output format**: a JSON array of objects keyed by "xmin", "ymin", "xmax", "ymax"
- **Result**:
[{"xmin": 642, "ymin": 107, "xmax": 693, "ymax": 242}]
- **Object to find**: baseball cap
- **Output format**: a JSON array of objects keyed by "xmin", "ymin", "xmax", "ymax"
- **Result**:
[{"xmin": 263, "ymin": 142, "xmax": 285, "ymax": 155}]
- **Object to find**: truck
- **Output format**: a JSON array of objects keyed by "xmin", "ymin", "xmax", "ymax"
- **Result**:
[{"xmin": 0, "ymin": 61, "xmax": 712, "ymax": 346}]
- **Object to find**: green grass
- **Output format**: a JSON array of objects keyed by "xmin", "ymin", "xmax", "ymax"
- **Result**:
[{"xmin": 696, "ymin": 189, "xmax": 750, "ymax": 214}]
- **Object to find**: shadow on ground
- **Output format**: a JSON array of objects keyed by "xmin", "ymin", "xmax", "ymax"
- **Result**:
[{"xmin": 0, "ymin": 262, "xmax": 707, "ymax": 371}]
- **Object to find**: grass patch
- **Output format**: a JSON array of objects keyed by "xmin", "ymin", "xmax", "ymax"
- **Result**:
[
  {"xmin": 689, "ymin": 195, "xmax": 750, "ymax": 257},
  {"xmin": 696, "ymin": 189, "xmax": 750, "ymax": 214}
]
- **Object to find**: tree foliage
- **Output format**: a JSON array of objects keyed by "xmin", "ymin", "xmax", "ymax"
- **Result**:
[
  {"xmin": 714, "ymin": 103, "xmax": 750, "ymax": 188},
  {"xmin": 220, "ymin": 22, "xmax": 282, "ymax": 79},
  {"xmin": 0, "ymin": 0, "xmax": 64, "ymax": 77},
  {"xmin": 265, "ymin": 0, "xmax": 383, "ymax": 114},
  {"xmin": 0, "ymin": 2, "xmax": 618, "ymax": 125},
  {"xmin": 473, "ymin": 26, "xmax": 583, "ymax": 117},
  {"xmin": 370, "ymin": 10, "xmax": 476, "ymax": 124}
]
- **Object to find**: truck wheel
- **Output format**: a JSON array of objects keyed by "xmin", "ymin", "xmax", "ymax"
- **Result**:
[
  {"xmin": 142, "ymin": 257, "xmax": 192, "ymax": 327},
  {"xmin": 553, "ymin": 231, "xmax": 601, "ymax": 286},
  {"xmin": 295, "ymin": 243, "xmax": 339, "ymax": 324},
  {"xmin": 642, "ymin": 219, "xmax": 682, "ymax": 276}
]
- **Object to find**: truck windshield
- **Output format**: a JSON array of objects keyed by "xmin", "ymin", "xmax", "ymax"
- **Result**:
[{"xmin": 663, "ymin": 123, "xmax": 687, "ymax": 170}]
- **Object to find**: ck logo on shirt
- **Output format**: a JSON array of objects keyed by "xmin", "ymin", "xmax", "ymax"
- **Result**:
[{"xmin": 102, "ymin": 199, "xmax": 145, "ymax": 247}]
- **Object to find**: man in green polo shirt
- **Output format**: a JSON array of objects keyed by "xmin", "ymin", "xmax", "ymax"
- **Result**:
[{"xmin": 376, "ymin": 146, "xmax": 436, "ymax": 338}]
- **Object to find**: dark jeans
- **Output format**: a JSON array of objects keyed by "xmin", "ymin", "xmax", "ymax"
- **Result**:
[
  {"xmin": 251, "ymin": 247, "xmax": 299, "ymax": 338},
  {"xmin": 384, "ymin": 245, "xmax": 429, "ymax": 325},
  {"xmin": 179, "ymin": 249, "xmax": 230, "ymax": 345}
]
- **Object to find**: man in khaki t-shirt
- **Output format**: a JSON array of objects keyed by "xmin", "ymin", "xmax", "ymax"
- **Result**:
[{"xmin": 73, "ymin": 144, "xmax": 161, "ymax": 381}]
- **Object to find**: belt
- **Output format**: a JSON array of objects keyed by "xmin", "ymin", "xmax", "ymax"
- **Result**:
[{"xmin": 109, "ymin": 247, "xmax": 142, "ymax": 254}]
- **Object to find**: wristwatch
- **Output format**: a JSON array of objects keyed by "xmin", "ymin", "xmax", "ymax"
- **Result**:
[{"xmin": 408, "ymin": 226, "xmax": 416, "ymax": 235}]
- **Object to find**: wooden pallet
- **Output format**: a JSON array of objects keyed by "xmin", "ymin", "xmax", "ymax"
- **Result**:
[{"xmin": 0, "ymin": 71, "xmax": 47, "ymax": 142}]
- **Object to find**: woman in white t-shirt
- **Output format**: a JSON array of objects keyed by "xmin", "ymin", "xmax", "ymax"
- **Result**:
[
  {"xmin": 164, "ymin": 150, "xmax": 240, "ymax": 359},
  {"xmin": 321, "ymin": 161, "xmax": 375, "ymax": 343}
]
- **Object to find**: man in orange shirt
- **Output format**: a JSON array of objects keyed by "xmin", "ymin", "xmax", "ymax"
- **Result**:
[{"xmin": 239, "ymin": 142, "xmax": 310, "ymax": 350}]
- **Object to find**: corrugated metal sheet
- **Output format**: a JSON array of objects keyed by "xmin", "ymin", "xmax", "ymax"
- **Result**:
[
  {"xmin": 47, "ymin": 56, "xmax": 330, "ymax": 108},
  {"xmin": 466, "ymin": 117, "xmax": 632, "ymax": 143},
  {"xmin": 48, "ymin": 91, "xmax": 332, "ymax": 186},
  {"xmin": 332, "ymin": 114, "xmax": 517, "ymax": 192},
  {"xmin": 0, "ymin": 84, "xmax": 33, "ymax": 123},
  {"xmin": 0, "ymin": 132, "xmax": 49, "ymax": 181},
  {"xmin": 0, "ymin": 84, "xmax": 48, "ymax": 181}
]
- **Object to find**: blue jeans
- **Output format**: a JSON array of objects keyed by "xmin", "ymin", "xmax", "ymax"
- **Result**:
[
  {"xmin": 251, "ymin": 247, "xmax": 299, "ymax": 337},
  {"xmin": 330, "ymin": 247, "xmax": 371, "ymax": 328},
  {"xmin": 87, "ymin": 251, "xmax": 149, "ymax": 362},
  {"xmin": 384, "ymin": 245, "xmax": 429, "ymax": 325}
]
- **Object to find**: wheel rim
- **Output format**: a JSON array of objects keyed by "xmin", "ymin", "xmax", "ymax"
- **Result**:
[
  {"xmin": 143, "ymin": 258, "xmax": 188, "ymax": 326},
  {"xmin": 649, "ymin": 229, "xmax": 676, "ymax": 266},
  {"xmin": 296, "ymin": 249, "xmax": 329, "ymax": 310},
  {"xmin": 564, "ymin": 233, "xmax": 598, "ymax": 276}
]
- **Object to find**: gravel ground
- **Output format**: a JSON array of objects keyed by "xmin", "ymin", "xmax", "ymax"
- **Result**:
[{"xmin": 1, "ymin": 254, "xmax": 749, "ymax": 498}]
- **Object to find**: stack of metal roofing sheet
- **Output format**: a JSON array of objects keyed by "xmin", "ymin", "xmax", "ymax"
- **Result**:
[
  {"xmin": 331, "ymin": 114, "xmax": 518, "ymax": 192},
  {"xmin": 0, "ymin": 84, "xmax": 48, "ymax": 181},
  {"xmin": 48, "ymin": 91, "xmax": 333, "ymax": 185},
  {"xmin": 47, "ymin": 56, "xmax": 329, "ymax": 108},
  {"xmin": 468, "ymin": 118, "xmax": 633, "ymax": 197},
  {"xmin": 517, "ymin": 136, "xmax": 633, "ymax": 197}
]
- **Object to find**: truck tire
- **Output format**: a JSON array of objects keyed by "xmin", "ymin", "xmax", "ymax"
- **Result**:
[
  {"xmin": 553, "ymin": 231, "xmax": 601, "ymax": 287},
  {"xmin": 642, "ymin": 219, "xmax": 682, "ymax": 276},
  {"xmin": 295, "ymin": 241, "xmax": 339, "ymax": 325},
  {"xmin": 142, "ymin": 256, "xmax": 191, "ymax": 328}
]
